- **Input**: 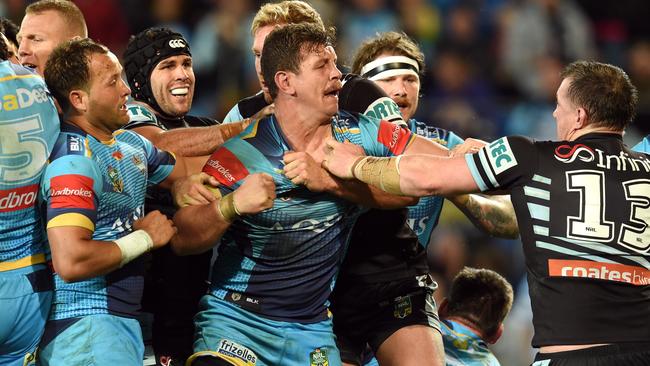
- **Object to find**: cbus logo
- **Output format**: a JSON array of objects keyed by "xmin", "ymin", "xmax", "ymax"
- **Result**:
[
  {"xmin": 168, "ymin": 39, "xmax": 186, "ymax": 48},
  {"xmin": 0, "ymin": 86, "xmax": 50, "ymax": 112},
  {"xmin": 554, "ymin": 144, "xmax": 595, "ymax": 164},
  {"xmin": 0, "ymin": 184, "xmax": 38, "ymax": 212}
]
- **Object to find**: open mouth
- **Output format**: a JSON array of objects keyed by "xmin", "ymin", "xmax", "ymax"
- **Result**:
[{"xmin": 22, "ymin": 62, "xmax": 37, "ymax": 69}]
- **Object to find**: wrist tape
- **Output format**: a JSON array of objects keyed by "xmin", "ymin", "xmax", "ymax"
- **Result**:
[
  {"xmin": 352, "ymin": 155, "xmax": 403, "ymax": 195},
  {"xmin": 218, "ymin": 192, "xmax": 241, "ymax": 223},
  {"xmin": 114, "ymin": 230, "xmax": 154, "ymax": 267}
]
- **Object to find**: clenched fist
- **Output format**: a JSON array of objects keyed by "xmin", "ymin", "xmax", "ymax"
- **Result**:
[
  {"xmin": 134, "ymin": 210, "xmax": 177, "ymax": 249},
  {"xmin": 232, "ymin": 173, "xmax": 276, "ymax": 215}
]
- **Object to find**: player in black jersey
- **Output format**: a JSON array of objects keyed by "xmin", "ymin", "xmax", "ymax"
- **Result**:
[
  {"xmin": 121, "ymin": 28, "xmax": 250, "ymax": 366},
  {"xmin": 324, "ymin": 61, "xmax": 650, "ymax": 365}
]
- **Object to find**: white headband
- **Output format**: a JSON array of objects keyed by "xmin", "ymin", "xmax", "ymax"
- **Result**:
[{"xmin": 360, "ymin": 56, "xmax": 420, "ymax": 81}]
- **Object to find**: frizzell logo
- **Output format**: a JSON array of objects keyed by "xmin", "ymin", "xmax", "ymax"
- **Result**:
[
  {"xmin": 202, "ymin": 148, "xmax": 249, "ymax": 187},
  {"xmin": 554, "ymin": 144, "xmax": 595, "ymax": 163},
  {"xmin": 0, "ymin": 184, "xmax": 38, "ymax": 212},
  {"xmin": 377, "ymin": 119, "xmax": 412, "ymax": 155},
  {"xmin": 49, "ymin": 174, "xmax": 95, "ymax": 210}
]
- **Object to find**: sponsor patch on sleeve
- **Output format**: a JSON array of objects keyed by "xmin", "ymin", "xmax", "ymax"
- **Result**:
[
  {"xmin": 202, "ymin": 148, "xmax": 250, "ymax": 187},
  {"xmin": 49, "ymin": 174, "xmax": 95, "ymax": 209},
  {"xmin": 377, "ymin": 119, "xmax": 412, "ymax": 155},
  {"xmin": 485, "ymin": 137, "xmax": 518, "ymax": 175}
]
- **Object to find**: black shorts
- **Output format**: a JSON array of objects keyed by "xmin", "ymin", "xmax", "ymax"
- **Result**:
[
  {"xmin": 330, "ymin": 274, "xmax": 440, "ymax": 365},
  {"xmin": 533, "ymin": 343, "xmax": 650, "ymax": 365}
]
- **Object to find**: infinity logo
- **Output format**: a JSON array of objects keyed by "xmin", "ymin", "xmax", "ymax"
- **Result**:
[{"xmin": 168, "ymin": 39, "xmax": 186, "ymax": 48}]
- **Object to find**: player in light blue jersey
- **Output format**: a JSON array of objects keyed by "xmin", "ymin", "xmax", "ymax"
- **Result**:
[
  {"xmin": 438, "ymin": 267, "xmax": 513, "ymax": 366},
  {"xmin": 171, "ymin": 23, "xmax": 450, "ymax": 366},
  {"xmin": 0, "ymin": 39, "xmax": 59, "ymax": 366},
  {"xmin": 37, "ymin": 38, "xmax": 217, "ymax": 365}
]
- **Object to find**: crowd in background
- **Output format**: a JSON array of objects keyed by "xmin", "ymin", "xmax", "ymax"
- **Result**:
[{"xmin": 2, "ymin": 0, "xmax": 649, "ymax": 364}]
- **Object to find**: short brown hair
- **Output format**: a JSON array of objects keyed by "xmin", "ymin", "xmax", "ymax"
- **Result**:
[
  {"xmin": 561, "ymin": 60, "xmax": 638, "ymax": 131},
  {"xmin": 251, "ymin": 1, "xmax": 324, "ymax": 35},
  {"xmin": 446, "ymin": 267, "xmax": 514, "ymax": 338},
  {"xmin": 26, "ymin": 0, "xmax": 87, "ymax": 38},
  {"xmin": 45, "ymin": 38, "xmax": 108, "ymax": 112},
  {"xmin": 261, "ymin": 23, "xmax": 333, "ymax": 99},
  {"xmin": 351, "ymin": 31, "xmax": 425, "ymax": 76}
]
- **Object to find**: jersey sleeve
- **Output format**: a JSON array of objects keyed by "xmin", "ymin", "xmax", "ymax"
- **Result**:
[
  {"xmin": 42, "ymin": 155, "xmax": 103, "ymax": 232},
  {"xmin": 464, "ymin": 135, "xmax": 536, "ymax": 192},
  {"xmin": 222, "ymin": 104, "xmax": 243, "ymax": 124},
  {"xmin": 123, "ymin": 103, "xmax": 161, "ymax": 130},
  {"xmin": 632, "ymin": 136, "xmax": 650, "ymax": 153},
  {"xmin": 445, "ymin": 131, "xmax": 465, "ymax": 149},
  {"xmin": 135, "ymin": 132, "xmax": 176, "ymax": 186},
  {"xmin": 356, "ymin": 114, "xmax": 414, "ymax": 157}
]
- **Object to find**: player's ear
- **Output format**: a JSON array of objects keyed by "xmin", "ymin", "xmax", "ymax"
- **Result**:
[
  {"xmin": 485, "ymin": 323, "xmax": 504, "ymax": 344},
  {"xmin": 275, "ymin": 71, "xmax": 295, "ymax": 96},
  {"xmin": 68, "ymin": 89, "xmax": 89, "ymax": 113},
  {"xmin": 576, "ymin": 107, "xmax": 588, "ymax": 128}
]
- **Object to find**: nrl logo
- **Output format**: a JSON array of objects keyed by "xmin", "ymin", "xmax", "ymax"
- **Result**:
[{"xmin": 554, "ymin": 144, "xmax": 595, "ymax": 164}]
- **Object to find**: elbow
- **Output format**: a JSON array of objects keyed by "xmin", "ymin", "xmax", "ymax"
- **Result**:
[{"xmin": 53, "ymin": 262, "xmax": 88, "ymax": 283}]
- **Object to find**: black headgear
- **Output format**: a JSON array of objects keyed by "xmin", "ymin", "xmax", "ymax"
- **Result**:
[{"xmin": 123, "ymin": 27, "xmax": 191, "ymax": 115}]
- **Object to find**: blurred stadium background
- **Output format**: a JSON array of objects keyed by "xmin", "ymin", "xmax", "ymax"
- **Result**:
[{"xmin": 3, "ymin": 0, "xmax": 649, "ymax": 364}]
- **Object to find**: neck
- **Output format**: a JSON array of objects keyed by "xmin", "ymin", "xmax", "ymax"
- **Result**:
[
  {"xmin": 446, "ymin": 316, "xmax": 485, "ymax": 340},
  {"xmin": 568, "ymin": 125, "xmax": 622, "ymax": 141},
  {"xmin": 274, "ymin": 99, "xmax": 333, "ymax": 153},
  {"xmin": 66, "ymin": 114, "xmax": 113, "ymax": 142}
]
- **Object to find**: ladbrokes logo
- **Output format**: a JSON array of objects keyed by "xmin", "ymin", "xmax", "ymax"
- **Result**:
[
  {"xmin": 216, "ymin": 339, "xmax": 257, "ymax": 365},
  {"xmin": 202, "ymin": 148, "xmax": 249, "ymax": 187},
  {"xmin": 0, "ymin": 86, "xmax": 49, "ymax": 112},
  {"xmin": 378, "ymin": 119, "xmax": 412, "ymax": 155},
  {"xmin": 554, "ymin": 144, "xmax": 595, "ymax": 164},
  {"xmin": 548, "ymin": 259, "xmax": 650, "ymax": 286},
  {"xmin": 49, "ymin": 175, "xmax": 95, "ymax": 209},
  {"xmin": 0, "ymin": 184, "xmax": 38, "ymax": 212}
]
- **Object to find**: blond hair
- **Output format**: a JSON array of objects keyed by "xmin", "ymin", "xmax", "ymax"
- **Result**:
[
  {"xmin": 251, "ymin": 1, "xmax": 324, "ymax": 35},
  {"xmin": 26, "ymin": 0, "xmax": 87, "ymax": 38}
]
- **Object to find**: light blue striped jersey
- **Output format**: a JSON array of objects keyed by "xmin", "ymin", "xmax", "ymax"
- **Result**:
[
  {"xmin": 0, "ymin": 61, "xmax": 59, "ymax": 264},
  {"xmin": 202, "ymin": 111, "xmax": 414, "ymax": 322},
  {"xmin": 441, "ymin": 319, "xmax": 500, "ymax": 366},
  {"xmin": 41, "ymin": 121, "xmax": 175, "ymax": 320},
  {"xmin": 406, "ymin": 119, "xmax": 463, "ymax": 246}
]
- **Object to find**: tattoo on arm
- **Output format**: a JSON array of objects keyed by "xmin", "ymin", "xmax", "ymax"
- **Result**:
[{"xmin": 454, "ymin": 194, "xmax": 519, "ymax": 239}]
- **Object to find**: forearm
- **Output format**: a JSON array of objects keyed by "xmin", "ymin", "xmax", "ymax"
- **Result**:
[
  {"xmin": 151, "ymin": 120, "xmax": 249, "ymax": 156},
  {"xmin": 327, "ymin": 175, "xmax": 417, "ymax": 208},
  {"xmin": 171, "ymin": 200, "xmax": 232, "ymax": 255},
  {"xmin": 447, "ymin": 194, "xmax": 519, "ymax": 239},
  {"xmin": 51, "ymin": 240, "xmax": 123, "ymax": 282}
]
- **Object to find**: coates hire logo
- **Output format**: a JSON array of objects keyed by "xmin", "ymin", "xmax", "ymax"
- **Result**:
[
  {"xmin": 378, "ymin": 119, "xmax": 412, "ymax": 155},
  {"xmin": 49, "ymin": 175, "xmax": 95, "ymax": 210},
  {"xmin": 548, "ymin": 259, "xmax": 650, "ymax": 286},
  {"xmin": 0, "ymin": 184, "xmax": 38, "ymax": 212},
  {"xmin": 554, "ymin": 144, "xmax": 595, "ymax": 164},
  {"xmin": 202, "ymin": 148, "xmax": 249, "ymax": 187}
]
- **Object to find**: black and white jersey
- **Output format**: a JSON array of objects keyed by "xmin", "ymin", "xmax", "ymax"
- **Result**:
[{"xmin": 467, "ymin": 133, "xmax": 650, "ymax": 346}]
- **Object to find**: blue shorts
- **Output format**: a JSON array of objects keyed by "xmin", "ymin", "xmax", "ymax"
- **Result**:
[
  {"xmin": 38, "ymin": 314, "xmax": 144, "ymax": 365},
  {"xmin": 189, "ymin": 295, "xmax": 341, "ymax": 366},
  {"xmin": 0, "ymin": 264, "xmax": 52, "ymax": 366}
]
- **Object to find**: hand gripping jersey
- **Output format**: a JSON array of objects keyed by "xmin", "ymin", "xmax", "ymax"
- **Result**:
[
  {"xmin": 40, "ymin": 122, "xmax": 175, "ymax": 321},
  {"xmin": 466, "ymin": 133, "xmax": 650, "ymax": 346},
  {"xmin": 441, "ymin": 320, "xmax": 500, "ymax": 366},
  {"xmin": 202, "ymin": 111, "xmax": 414, "ymax": 322},
  {"xmin": 0, "ymin": 62, "xmax": 59, "ymax": 265}
]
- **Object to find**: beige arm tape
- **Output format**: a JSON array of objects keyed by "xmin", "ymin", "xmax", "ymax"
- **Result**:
[
  {"xmin": 114, "ymin": 230, "xmax": 154, "ymax": 267},
  {"xmin": 352, "ymin": 155, "xmax": 403, "ymax": 195},
  {"xmin": 218, "ymin": 192, "xmax": 242, "ymax": 223}
]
